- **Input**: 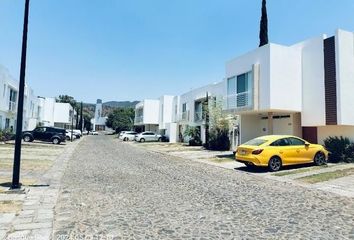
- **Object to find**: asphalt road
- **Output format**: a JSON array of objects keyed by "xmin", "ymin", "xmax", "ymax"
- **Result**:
[{"xmin": 53, "ymin": 135, "xmax": 354, "ymax": 239}]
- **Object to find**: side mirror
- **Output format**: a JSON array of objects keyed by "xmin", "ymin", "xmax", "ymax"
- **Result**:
[{"xmin": 305, "ymin": 143, "xmax": 310, "ymax": 147}]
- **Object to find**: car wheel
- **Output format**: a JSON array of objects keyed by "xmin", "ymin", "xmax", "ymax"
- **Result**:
[
  {"xmin": 314, "ymin": 152, "xmax": 326, "ymax": 166},
  {"xmin": 158, "ymin": 137, "xmax": 162, "ymax": 142},
  {"xmin": 52, "ymin": 138, "xmax": 60, "ymax": 144},
  {"xmin": 124, "ymin": 137, "xmax": 128, "ymax": 141},
  {"xmin": 268, "ymin": 156, "xmax": 282, "ymax": 172},
  {"xmin": 140, "ymin": 138, "xmax": 145, "ymax": 143},
  {"xmin": 66, "ymin": 136, "xmax": 70, "ymax": 141},
  {"xmin": 23, "ymin": 135, "xmax": 32, "ymax": 142}
]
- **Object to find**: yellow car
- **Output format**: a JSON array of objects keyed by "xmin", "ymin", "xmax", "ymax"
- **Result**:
[{"xmin": 235, "ymin": 135, "xmax": 329, "ymax": 172}]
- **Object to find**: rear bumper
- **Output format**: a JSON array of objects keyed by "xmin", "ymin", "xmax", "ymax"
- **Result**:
[{"xmin": 235, "ymin": 156, "xmax": 267, "ymax": 167}]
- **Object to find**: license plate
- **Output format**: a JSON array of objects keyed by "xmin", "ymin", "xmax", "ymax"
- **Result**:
[{"xmin": 239, "ymin": 150, "xmax": 247, "ymax": 155}]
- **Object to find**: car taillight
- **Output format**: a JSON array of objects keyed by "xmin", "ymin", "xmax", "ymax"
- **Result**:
[{"xmin": 252, "ymin": 149, "xmax": 263, "ymax": 155}]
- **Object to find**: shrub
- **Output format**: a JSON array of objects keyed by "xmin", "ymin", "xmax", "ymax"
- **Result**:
[
  {"xmin": 204, "ymin": 129, "xmax": 230, "ymax": 151},
  {"xmin": 323, "ymin": 136, "xmax": 354, "ymax": 163},
  {"xmin": 184, "ymin": 126, "xmax": 202, "ymax": 146},
  {"xmin": 0, "ymin": 129, "xmax": 15, "ymax": 142}
]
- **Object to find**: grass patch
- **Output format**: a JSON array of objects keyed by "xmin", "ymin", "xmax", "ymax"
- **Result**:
[
  {"xmin": 0, "ymin": 200, "xmax": 23, "ymax": 213},
  {"xmin": 0, "ymin": 160, "xmax": 53, "ymax": 171},
  {"xmin": 298, "ymin": 168, "xmax": 354, "ymax": 184},
  {"xmin": 273, "ymin": 165, "xmax": 331, "ymax": 177}
]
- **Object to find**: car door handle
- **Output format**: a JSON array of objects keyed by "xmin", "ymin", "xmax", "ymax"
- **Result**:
[
  {"xmin": 279, "ymin": 151, "xmax": 283, "ymax": 154},
  {"xmin": 296, "ymin": 150, "xmax": 300, "ymax": 153}
]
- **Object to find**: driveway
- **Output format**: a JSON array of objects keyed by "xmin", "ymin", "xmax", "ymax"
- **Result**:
[{"xmin": 53, "ymin": 135, "xmax": 354, "ymax": 239}]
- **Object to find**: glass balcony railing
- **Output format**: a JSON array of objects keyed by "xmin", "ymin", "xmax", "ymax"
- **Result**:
[
  {"xmin": 225, "ymin": 91, "xmax": 253, "ymax": 110},
  {"xmin": 194, "ymin": 111, "xmax": 204, "ymax": 122},
  {"xmin": 134, "ymin": 115, "xmax": 144, "ymax": 124},
  {"xmin": 8, "ymin": 101, "xmax": 17, "ymax": 112}
]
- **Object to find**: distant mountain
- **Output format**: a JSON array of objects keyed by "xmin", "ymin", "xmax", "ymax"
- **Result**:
[
  {"xmin": 103, "ymin": 101, "xmax": 139, "ymax": 108},
  {"xmin": 83, "ymin": 101, "xmax": 139, "ymax": 117}
]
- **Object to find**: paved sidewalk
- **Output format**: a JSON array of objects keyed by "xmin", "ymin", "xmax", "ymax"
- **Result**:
[{"xmin": 0, "ymin": 139, "xmax": 81, "ymax": 240}]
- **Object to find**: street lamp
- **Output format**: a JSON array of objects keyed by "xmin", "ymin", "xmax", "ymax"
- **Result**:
[{"xmin": 11, "ymin": 0, "xmax": 30, "ymax": 189}]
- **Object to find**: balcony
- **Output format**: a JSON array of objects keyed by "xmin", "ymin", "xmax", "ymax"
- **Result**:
[
  {"xmin": 225, "ymin": 91, "xmax": 253, "ymax": 110},
  {"xmin": 194, "ymin": 111, "xmax": 204, "ymax": 122},
  {"xmin": 134, "ymin": 115, "xmax": 144, "ymax": 124},
  {"xmin": 8, "ymin": 101, "xmax": 17, "ymax": 112}
]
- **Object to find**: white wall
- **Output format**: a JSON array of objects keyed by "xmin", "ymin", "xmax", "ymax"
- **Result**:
[
  {"xmin": 159, "ymin": 95, "xmax": 174, "ymax": 130},
  {"xmin": 269, "ymin": 44, "xmax": 302, "ymax": 112},
  {"xmin": 335, "ymin": 29, "xmax": 354, "ymax": 126},
  {"xmin": 318, "ymin": 125, "xmax": 354, "ymax": 144},
  {"xmin": 292, "ymin": 36, "xmax": 327, "ymax": 126},
  {"xmin": 54, "ymin": 103, "xmax": 71, "ymax": 124},
  {"xmin": 142, "ymin": 99, "xmax": 159, "ymax": 125}
]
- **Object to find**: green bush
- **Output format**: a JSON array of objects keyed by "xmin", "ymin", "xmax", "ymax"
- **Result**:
[
  {"xmin": 184, "ymin": 126, "xmax": 202, "ymax": 146},
  {"xmin": 204, "ymin": 129, "xmax": 230, "ymax": 151},
  {"xmin": 323, "ymin": 136, "xmax": 354, "ymax": 163},
  {"xmin": 0, "ymin": 129, "xmax": 15, "ymax": 142}
]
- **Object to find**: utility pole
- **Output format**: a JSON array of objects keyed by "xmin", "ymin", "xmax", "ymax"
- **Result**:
[
  {"xmin": 71, "ymin": 106, "xmax": 74, "ymax": 142},
  {"xmin": 11, "ymin": 0, "xmax": 30, "ymax": 189},
  {"xmin": 79, "ymin": 102, "xmax": 83, "ymax": 132},
  {"xmin": 205, "ymin": 92, "xmax": 209, "ymax": 146}
]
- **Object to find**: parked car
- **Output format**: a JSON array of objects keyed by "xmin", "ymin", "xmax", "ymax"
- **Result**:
[
  {"xmin": 119, "ymin": 131, "xmax": 137, "ymax": 141},
  {"xmin": 134, "ymin": 131, "xmax": 162, "ymax": 142},
  {"xmin": 118, "ymin": 131, "xmax": 127, "ymax": 138},
  {"xmin": 22, "ymin": 127, "xmax": 66, "ymax": 144},
  {"xmin": 235, "ymin": 135, "xmax": 329, "ymax": 172},
  {"xmin": 90, "ymin": 131, "xmax": 99, "ymax": 135},
  {"xmin": 65, "ymin": 130, "xmax": 75, "ymax": 141}
]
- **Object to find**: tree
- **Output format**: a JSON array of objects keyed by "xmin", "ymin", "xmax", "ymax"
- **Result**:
[
  {"xmin": 204, "ymin": 98, "xmax": 231, "ymax": 151},
  {"xmin": 106, "ymin": 108, "xmax": 135, "ymax": 133},
  {"xmin": 56, "ymin": 95, "xmax": 77, "ymax": 108},
  {"xmin": 259, "ymin": 0, "xmax": 269, "ymax": 47}
]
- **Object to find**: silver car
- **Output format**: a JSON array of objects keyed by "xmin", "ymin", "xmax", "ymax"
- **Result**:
[
  {"xmin": 119, "ymin": 131, "xmax": 137, "ymax": 141},
  {"xmin": 134, "ymin": 132, "xmax": 162, "ymax": 142}
]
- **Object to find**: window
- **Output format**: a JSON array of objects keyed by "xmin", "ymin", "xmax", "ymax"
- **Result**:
[
  {"xmin": 288, "ymin": 137, "xmax": 305, "ymax": 146},
  {"xmin": 9, "ymin": 89, "xmax": 17, "ymax": 102},
  {"xmin": 5, "ymin": 118, "xmax": 10, "ymax": 129},
  {"xmin": 244, "ymin": 138, "xmax": 268, "ymax": 146},
  {"xmin": 0, "ymin": 115, "xmax": 2, "ymax": 130},
  {"xmin": 227, "ymin": 72, "xmax": 252, "ymax": 108},
  {"xmin": 270, "ymin": 138, "xmax": 290, "ymax": 146},
  {"xmin": 182, "ymin": 103, "xmax": 187, "ymax": 112}
]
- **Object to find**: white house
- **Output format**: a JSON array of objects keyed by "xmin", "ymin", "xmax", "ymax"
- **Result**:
[
  {"xmin": 223, "ymin": 29, "xmax": 354, "ymax": 144},
  {"xmin": 37, "ymin": 97, "xmax": 76, "ymax": 129},
  {"xmin": 0, "ymin": 65, "xmax": 41, "ymax": 132},
  {"xmin": 176, "ymin": 82, "xmax": 224, "ymax": 144},
  {"xmin": 91, "ymin": 99, "xmax": 107, "ymax": 131},
  {"xmin": 134, "ymin": 99, "xmax": 160, "ymax": 132}
]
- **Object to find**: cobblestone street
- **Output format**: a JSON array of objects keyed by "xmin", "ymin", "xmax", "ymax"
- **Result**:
[{"xmin": 53, "ymin": 136, "xmax": 354, "ymax": 239}]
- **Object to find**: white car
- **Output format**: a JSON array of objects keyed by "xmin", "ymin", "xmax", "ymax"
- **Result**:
[
  {"xmin": 119, "ymin": 131, "xmax": 137, "ymax": 141},
  {"xmin": 90, "ymin": 131, "xmax": 99, "ymax": 135},
  {"xmin": 65, "ymin": 131, "xmax": 75, "ymax": 140},
  {"xmin": 134, "ymin": 132, "xmax": 162, "ymax": 142}
]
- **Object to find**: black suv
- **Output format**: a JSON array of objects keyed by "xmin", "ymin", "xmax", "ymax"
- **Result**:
[{"xmin": 22, "ymin": 127, "xmax": 66, "ymax": 144}]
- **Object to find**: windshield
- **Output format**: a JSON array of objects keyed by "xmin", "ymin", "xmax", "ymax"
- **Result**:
[{"xmin": 244, "ymin": 138, "xmax": 268, "ymax": 146}]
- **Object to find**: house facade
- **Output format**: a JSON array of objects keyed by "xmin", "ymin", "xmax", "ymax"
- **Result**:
[
  {"xmin": 136, "ymin": 29, "xmax": 354, "ymax": 146},
  {"xmin": 37, "ymin": 97, "xmax": 76, "ymax": 129},
  {"xmin": 223, "ymin": 29, "xmax": 354, "ymax": 144},
  {"xmin": 0, "ymin": 65, "xmax": 41, "ymax": 132},
  {"xmin": 134, "ymin": 99, "xmax": 160, "ymax": 132}
]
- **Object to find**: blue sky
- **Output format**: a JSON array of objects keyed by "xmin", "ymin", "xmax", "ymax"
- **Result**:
[{"xmin": 0, "ymin": 0, "xmax": 354, "ymax": 103}]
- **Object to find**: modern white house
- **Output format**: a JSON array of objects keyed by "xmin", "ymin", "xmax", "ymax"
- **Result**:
[
  {"xmin": 91, "ymin": 99, "xmax": 107, "ymax": 131},
  {"xmin": 176, "ymin": 82, "xmax": 224, "ymax": 144},
  {"xmin": 37, "ymin": 97, "xmax": 76, "ymax": 129},
  {"xmin": 136, "ymin": 28, "xmax": 354, "ymax": 146},
  {"xmin": 0, "ymin": 65, "xmax": 41, "ymax": 132},
  {"xmin": 223, "ymin": 29, "xmax": 354, "ymax": 144},
  {"xmin": 134, "ymin": 99, "xmax": 160, "ymax": 132}
]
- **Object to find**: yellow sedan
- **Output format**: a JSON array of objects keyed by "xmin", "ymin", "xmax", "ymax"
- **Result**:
[{"xmin": 235, "ymin": 135, "xmax": 329, "ymax": 172}]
